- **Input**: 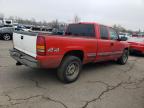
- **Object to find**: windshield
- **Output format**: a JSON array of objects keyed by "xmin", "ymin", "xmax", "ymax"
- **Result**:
[{"xmin": 65, "ymin": 24, "xmax": 95, "ymax": 37}]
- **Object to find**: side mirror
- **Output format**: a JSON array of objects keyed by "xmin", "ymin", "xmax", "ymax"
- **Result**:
[{"xmin": 118, "ymin": 37, "xmax": 128, "ymax": 41}]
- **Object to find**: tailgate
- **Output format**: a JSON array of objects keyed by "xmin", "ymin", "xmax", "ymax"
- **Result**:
[{"xmin": 13, "ymin": 31, "xmax": 38, "ymax": 57}]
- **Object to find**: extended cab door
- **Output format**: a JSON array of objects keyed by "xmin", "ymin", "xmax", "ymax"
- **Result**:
[
  {"xmin": 108, "ymin": 28, "xmax": 123, "ymax": 58},
  {"xmin": 96, "ymin": 25, "xmax": 113, "ymax": 61}
]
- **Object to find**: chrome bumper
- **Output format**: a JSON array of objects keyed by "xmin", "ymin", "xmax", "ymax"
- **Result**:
[{"xmin": 9, "ymin": 49, "xmax": 39, "ymax": 68}]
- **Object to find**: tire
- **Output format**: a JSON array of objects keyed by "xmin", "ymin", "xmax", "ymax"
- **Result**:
[
  {"xmin": 57, "ymin": 56, "xmax": 82, "ymax": 83},
  {"xmin": 3, "ymin": 34, "xmax": 11, "ymax": 41},
  {"xmin": 117, "ymin": 49, "xmax": 129, "ymax": 65}
]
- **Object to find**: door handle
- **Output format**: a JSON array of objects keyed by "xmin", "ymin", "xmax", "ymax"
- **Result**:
[{"xmin": 111, "ymin": 42, "xmax": 114, "ymax": 46}]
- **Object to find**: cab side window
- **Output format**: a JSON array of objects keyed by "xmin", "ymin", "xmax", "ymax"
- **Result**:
[
  {"xmin": 100, "ymin": 25, "xmax": 109, "ymax": 40},
  {"xmin": 109, "ymin": 28, "xmax": 119, "ymax": 40}
]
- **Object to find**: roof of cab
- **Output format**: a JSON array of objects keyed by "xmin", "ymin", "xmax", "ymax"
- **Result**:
[{"xmin": 70, "ymin": 22, "xmax": 111, "ymax": 28}]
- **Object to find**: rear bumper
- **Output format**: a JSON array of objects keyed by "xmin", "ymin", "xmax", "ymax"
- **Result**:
[
  {"xmin": 10, "ymin": 49, "xmax": 63, "ymax": 69},
  {"xmin": 9, "ymin": 49, "xmax": 39, "ymax": 68}
]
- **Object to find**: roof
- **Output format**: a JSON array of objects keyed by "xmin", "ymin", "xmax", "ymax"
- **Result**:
[{"xmin": 70, "ymin": 22, "xmax": 112, "ymax": 28}]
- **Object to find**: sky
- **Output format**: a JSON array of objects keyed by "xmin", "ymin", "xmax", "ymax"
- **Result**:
[{"xmin": 0, "ymin": 0, "xmax": 144, "ymax": 30}]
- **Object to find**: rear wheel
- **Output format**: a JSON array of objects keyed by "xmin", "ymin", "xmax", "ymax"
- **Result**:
[
  {"xmin": 3, "ymin": 34, "xmax": 11, "ymax": 41},
  {"xmin": 57, "ymin": 56, "xmax": 82, "ymax": 83},
  {"xmin": 117, "ymin": 49, "xmax": 129, "ymax": 65}
]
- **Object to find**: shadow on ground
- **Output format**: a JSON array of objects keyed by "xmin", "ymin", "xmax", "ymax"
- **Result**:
[{"xmin": 14, "ymin": 61, "xmax": 117, "ymax": 85}]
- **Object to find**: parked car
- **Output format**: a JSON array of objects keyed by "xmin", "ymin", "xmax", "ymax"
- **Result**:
[
  {"xmin": 52, "ymin": 28, "xmax": 64, "ymax": 35},
  {"xmin": 0, "ymin": 26, "xmax": 14, "ymax": 40},
  {"xmin": 15, "ymin": 25, "xmax": 31, "ymax": 32},
  {"xmin": 30, "ymin": 26, "xmax": 53, "ymax": 34},
  {"xmin": 119, "ymin": 33, "xmax": 132, "ymax": 40},
  {"xmin": 10, "ymin": 22, "xmax": 129, "ymax": 83},
  {"xmin": 132, "ymin": 34, "xmax": 144, "ymax": 38},
  {"xmin": 0, "ymin": 19, "xmax": 13, "ymax": 26},
  {"xmin": 128, "ymin": 37, "xmax": 144, "ymax": 54}
]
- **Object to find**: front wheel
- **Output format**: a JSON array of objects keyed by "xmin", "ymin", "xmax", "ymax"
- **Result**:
[
  {"xmin": 57, "ymin": 56, "xmax": 82, "ymax": 83},
  {"xmin": 117, "ymin": 49, "xmax": 129, "ymax": 65}
]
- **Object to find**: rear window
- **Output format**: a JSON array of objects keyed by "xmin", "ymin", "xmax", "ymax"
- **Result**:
[{"xmin": 65, "ymin": 24, "xmax": 95, "ymax": 37}]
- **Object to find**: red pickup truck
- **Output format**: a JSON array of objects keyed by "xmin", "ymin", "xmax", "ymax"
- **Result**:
[{"xmin": 10, "ymin": 22, "xmax": 129, "ymax": 83}]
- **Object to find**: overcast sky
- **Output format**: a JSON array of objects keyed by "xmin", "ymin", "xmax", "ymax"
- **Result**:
[{"xmin": 0, "ymin": 0, "xmax": 144, "ymax": 30}]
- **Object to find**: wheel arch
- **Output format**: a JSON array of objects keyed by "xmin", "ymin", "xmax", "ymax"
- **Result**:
[
  {"xmin": 124, "ymin": 47, "xmax": 129, "ymax": 50},
  {"xmin": 62, "ymin": 50, "xmax": 84, "ymax": 62}
]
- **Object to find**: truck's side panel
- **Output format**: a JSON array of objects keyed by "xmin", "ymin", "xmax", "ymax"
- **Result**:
[{"xmin": 43, "ymin": 36, "xmax": 98, "ymax": 65}]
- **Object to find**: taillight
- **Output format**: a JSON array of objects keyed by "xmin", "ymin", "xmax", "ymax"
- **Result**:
[{"xmin": 36, "ymin": 36, "xmax": 46, "ymax": 56}]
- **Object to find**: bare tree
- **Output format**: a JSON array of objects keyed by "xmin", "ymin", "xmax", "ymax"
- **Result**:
[
  {"xmin": 8, "ymin": 16, "xmax": 14, "ymax": 20},
  {"xmin": 31, "ymin": 18, "xmax": 37, "ymax": 25},
  {"xmin": 50, "ymin": 19, "xmax": 59, "ymax": 28},
  {"xmin": 113, "ymin": 24, "xmax": 126, "ymax": 32},
  {"xmin": 73, "ymin": 15, "xmax": 80, "ymax": 23}
]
